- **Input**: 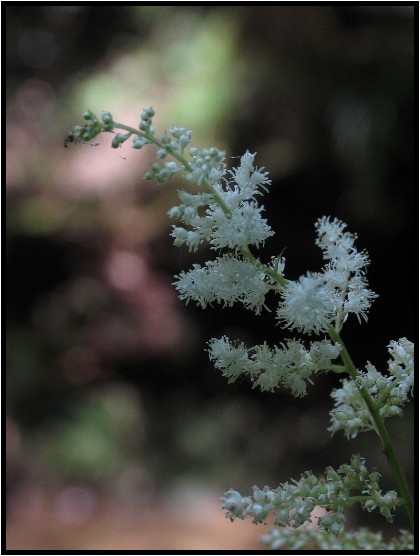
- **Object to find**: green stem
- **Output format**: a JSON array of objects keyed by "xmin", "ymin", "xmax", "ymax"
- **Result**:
[
  {"xmin": 327, "ymin": 326, "xmax": 414, "ymax": 528},
  {"xmin": 345, "ymin": 495, "xmax": 374, "ymax": 506}
]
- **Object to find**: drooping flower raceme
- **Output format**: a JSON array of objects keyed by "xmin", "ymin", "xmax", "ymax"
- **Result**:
[{"xmin": 66, "ymin": 108, "xmax": 414, "ymax": 550}]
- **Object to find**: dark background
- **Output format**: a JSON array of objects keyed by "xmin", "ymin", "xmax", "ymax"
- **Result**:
[{"xmin": 5, "ymin": 4, "xmax": 416, "ymax": 550}]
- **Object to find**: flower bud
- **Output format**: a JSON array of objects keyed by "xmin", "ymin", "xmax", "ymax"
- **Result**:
[
  {"xmin": 167, "ymin": 206, "xmax": 182, "ymax": 219},
  {"xmin": 83, "ymin": 110, "xmax": 96, "ymax": 121},
  {"xmin": 133, "ymin": 138, "xmax": 146, "ymax": 149},
  {"xmin": 156, "ymin": 148, "xmax": 167, "ymax": 159},
  {"xmin": 179, "ymin": 133, "xmax": 192, "ymax": 149},
  {"xmin": 111, "ymin": 133, "xmax": 128, "ymax": 148},
  {"xmin": 82, "ymin": 129, "xmax": 95, "ymax": 142},
  {"xmin": 165, "ymin": 161, "xmax": 178, "ymax": 172},
  {"xmin": 251, "ymin": 503, "xmax": 267, "ymax": 521},
  {"xmin": 111, "ymin": 136, "xmax": 121, "ymax": 148},
  {"xmin": 170, "ymin": 126, "xmax": 181, "ymax": 138},
  {"xmin": 101, "ymin": 111, "xmax": 113, "ymax": 124},
  {"xmin": 161, "ymin": 133, "xmax": 171, "ymax": 146},
  {"xmin": 141, "ymin": 106, "xmax": 155, "ymax": 120}
]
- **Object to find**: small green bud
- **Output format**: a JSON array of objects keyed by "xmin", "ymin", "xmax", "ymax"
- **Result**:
[
  {"xmin": 133, "ymin": 137, "xmax": 146, "ymax": 149},
  {"xmin": 179, "ymin": 133, "xmax": 192, "ymax": 149},
  {"xmin": 141, "ymin": 106, "xmax": 155, "ymax": 120},
  {"xmin": 170, "ymin": 126, "xmax": 182, "ymax": 138},
  {"xmin": 274, "ymin": 509, "xmax": 290, "ymax": 527},
  {"xmin": 159, "ymin": 168, "xmax": 171, "ymax": 180},
  {"xmin": 83, "ymin": 110, "xmax": 95, "ymax": 121},
  {"xmin": 111, "ymin": 137, "xmax": 120, "ymax": 148},
  {"xmin": 165, "ymin": 162, "xmax": 178, "ymax": 172},
  {"xmin": 161, "ymin": 133, "xmax": 171, "ymax": 146},
  {"xmin": 102, "ymin": 111, "xmax": 113, "ymax": 125},
  {"xmin": 82, "ymin": 129, "xmax": 95, "ymax": 141},
  {"xmin": 111, "ymin": 133, "xmax": 130, "ymax": 148},
  {"xmin": 156, "ymin": 173, "xmax": 167, "ymax": 184},
  {"xmin": 156, "ymin": 148, "xmax": 167, "ymax": 159}
]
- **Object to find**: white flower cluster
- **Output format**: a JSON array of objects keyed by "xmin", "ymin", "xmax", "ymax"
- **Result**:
[
  {"xmin": 277, "ymin": 217, "xmax": 377, "ymax": 334},
  {"xmin": 208, "ymin": 337, "xmax": 341, "ymax": 396},
  {"xmin": 221, "ymin": 455, "xmax": 399, "ymax": 534},
  {"xmin": 329, "ymin": 338, "xmax": 414, "ymax": 439},
  {"xmin": 175, "ymin": 255, "xmax": 270, "ymax": 313},
  {"xmin": 261, "ymin": 526, "xmax": 414, "ymax": 551},
  {"xmin": 387, "ymin": 337, "xmax": 414, "ymax": 400},
  {"xmin": 169, "ymin": 151, "xmax": 273, "ymax": 252},
  {"xmin": 163, "ymin": 133, "xmax": 377, "ymax": 338},
  {"xmin": 277, "ymin": 273, "xmax": 336, "ymax": 334}
]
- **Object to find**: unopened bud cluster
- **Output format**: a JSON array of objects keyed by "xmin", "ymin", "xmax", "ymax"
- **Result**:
[
  {"xmin": 221, "ymin": 455, "xmax": 399, "ymax": 533},
  {"xmin": 261, "ymin": 526, "xmax": 414, "ymax": 551}
]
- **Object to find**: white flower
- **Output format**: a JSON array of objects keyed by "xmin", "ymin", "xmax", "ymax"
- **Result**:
[
  {"xmin": 309, "ymin": 340, "xmax": 341, "ymax": 366},
  {"xmin": 312, "ymin": 217, "xmax": 377, "ymax": 327},
  {"xmin": 315, "ymin": 216, "xmax": 360, "ymax": 264},
  {"xmin": 329, "ymin": 378, "xmax": 372, "ymax": 439},
  {"xmin": 387, "ymin": 338, "xmax": 414, "ymax": 400},
  {"xmin": 221, "ymin": 489, "xmax": 253, "ymax": 520},
  {"xmin": 208, "ymin": 336, "xmax": 340, "ymax": 397},
  {"xmin": 168, "ymin": 150, "xmax": 274, "ymax": 252},
  {"xmin": 342, "ymin": 275, "xmax": 378, "ymax": 323},
  {"xmin": 277, "ymin": 274, "xmax": 337, "ymax": 334},
  {"xmin": 174, "ymin": 254, "xmax": 270, "ymax": 312},
  {"xmin": 226, "ymin": 150, "xmax": 271, "ymax": 201},
  {"xmin": 206, "ymin": 201, "xmax": 274, "ymax": 250}
]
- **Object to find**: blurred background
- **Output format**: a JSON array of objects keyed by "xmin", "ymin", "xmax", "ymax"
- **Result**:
[{"xmin": 5, "ymin": 5, "xmax": 415, "ymax": 551}]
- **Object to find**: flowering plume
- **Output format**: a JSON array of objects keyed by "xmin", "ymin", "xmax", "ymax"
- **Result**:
[{"xmin": 66, "ymin": 107, "xmax": 414, "ymax": 550}]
